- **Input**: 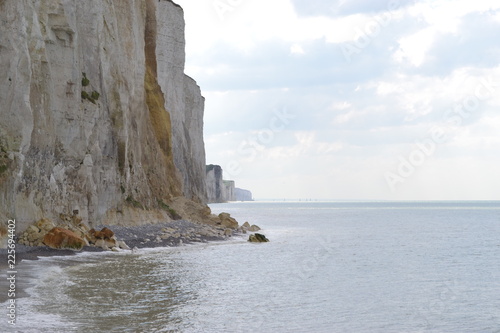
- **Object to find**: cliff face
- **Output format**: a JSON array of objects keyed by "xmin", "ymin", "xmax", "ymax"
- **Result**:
[
  {"xmin": 155, "ymin": 2, "xmax": 206, "ymax": 203},
  {"xmin": 206, "ymin": 165, "xmax": 224, "ymax": 203},
  {"xmin": 0, "ymin": 0, "xmax": 207, "ymax": 232},
  {"xmin": 223, "ymin": 180, "xmax": 235, "ymax": 202},
  {"xmin": 205, "ymin": 165, "xmax": 237, "ymax": 203},
  {"xmin": 235, "ymin": 188, "xmax": 253, "ymax": 201}
]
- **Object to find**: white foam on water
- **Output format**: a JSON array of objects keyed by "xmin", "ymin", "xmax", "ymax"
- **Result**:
[{"xmin": 4, "ymin": 259, "xmax": 74, "ymax": 332}]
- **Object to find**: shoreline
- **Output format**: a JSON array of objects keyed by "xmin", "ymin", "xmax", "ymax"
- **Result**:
[
  {"xmin": 1, "ymin": 219, "xmax": 234, "ymax": 264},
  {"xmin": 0, "ymin": 219, "xmax": 238, "ymax": 304}
]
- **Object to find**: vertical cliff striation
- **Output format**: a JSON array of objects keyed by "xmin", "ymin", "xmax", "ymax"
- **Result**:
[{"xmin": 0, "ymin": 0, "xmax": 209, "ymax": 232}]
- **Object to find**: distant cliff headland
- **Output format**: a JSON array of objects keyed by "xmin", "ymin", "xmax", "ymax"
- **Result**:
[
  {"xmin": 0, "ymin": 0, "xmax": 250, "ymax": 239},
  {"xmin": 206, "ymin": 165, "xmax": 253, "ymax": 203}
]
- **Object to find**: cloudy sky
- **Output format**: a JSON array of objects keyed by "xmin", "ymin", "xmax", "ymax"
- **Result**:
[{"xmin": 174, "ymin": 0, "xmax": 500, "ymax": 200}]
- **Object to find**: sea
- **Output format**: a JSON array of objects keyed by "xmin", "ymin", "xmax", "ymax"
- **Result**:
[{"xmin": 2, "ymin": 201, "xmax": 500, "ymax": 333}]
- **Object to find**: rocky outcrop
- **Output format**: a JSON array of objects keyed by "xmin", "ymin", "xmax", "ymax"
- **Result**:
[
  {"xmin": 88, "ymin": 227, "xmax": 119, "ymax": 250},
  {"xmin": 89, "ymin": 227, "xmax": 114, "ymax": 240},
  {"xmin": 0, "ymin": 0, "xmax": 210, "ymax": 233},
  {"xmin": 218, "ymin": 212, "xmax": 238, "ymax": 229},
  {"xmin": 241, "ymin": 222, "xmax": 261, "ymax": 233},
  {"xmin": 43, "ymin": 227, "xmax": 86, "ymax": 251},
  {"xmin": 18, "ymin": 218, "xmax": 57, "ymax": 247},
  {"xmin": 248, "ymin": 233, "xmax": 269, "ymax": 243},
  {"xmin": 18, "ymin": 217, "xmax": 131, "ymax": 251},
  {"xmin": 235, "ymin": 188, "xmax": 253, "ymax": 201}
]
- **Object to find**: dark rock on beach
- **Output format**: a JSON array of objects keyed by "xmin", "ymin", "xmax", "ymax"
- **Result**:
[{"xmin": 248, "ymin": 233, "xmax": 269, "ymax": 243}]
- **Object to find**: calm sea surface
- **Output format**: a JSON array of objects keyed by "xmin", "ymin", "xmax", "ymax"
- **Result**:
[{"xmin": 3, "ymin": 201, "xmax": 500, "ymax": 332}]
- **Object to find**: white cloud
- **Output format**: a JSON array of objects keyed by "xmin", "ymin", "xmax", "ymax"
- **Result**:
[
  {"xmin": 394, "ymin": 1, "xmax": 500, "ymax": 67},
  {"xmin": 332, "ymin": 110, "xmax": 358, "ymax": 125},
  {"xmin": 330, "ymin": 101, "xmax": 352, "ymax": 110},
  {"xmin": 290, "ymin": 44, "xmax": 305, "ymax": 55},
  {"xmin": 177, "ymin": 0, "xmax": 408, "ymax": 58},
  {"xmin": 393, "ymin": 28, "xmax": 435, "ymax": 67},
  {"xmin": 175, "ymin": 0, "xmax": 500, "ymax": 200}
]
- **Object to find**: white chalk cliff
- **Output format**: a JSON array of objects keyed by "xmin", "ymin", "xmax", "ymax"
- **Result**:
[
  {"xmin": 205, "ymin": 165, "xmax": 252, "ymax": 203},
  {"xmin": 235, "ymin": 188, "xmax": 253, "ymax": 201},
  {"xmin": 0, "ymin": 0, "xmax": 210, "ymax": 232}
]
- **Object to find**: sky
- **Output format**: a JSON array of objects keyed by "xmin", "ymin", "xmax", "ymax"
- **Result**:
[{"xmin": 173, "ymin": 0, "xmax": 500, "ymax": 201}]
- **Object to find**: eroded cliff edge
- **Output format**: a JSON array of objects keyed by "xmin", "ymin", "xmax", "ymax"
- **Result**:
[{"xmin": 0, "ymin": 0, "xmax": 211, "ymax": 233}]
